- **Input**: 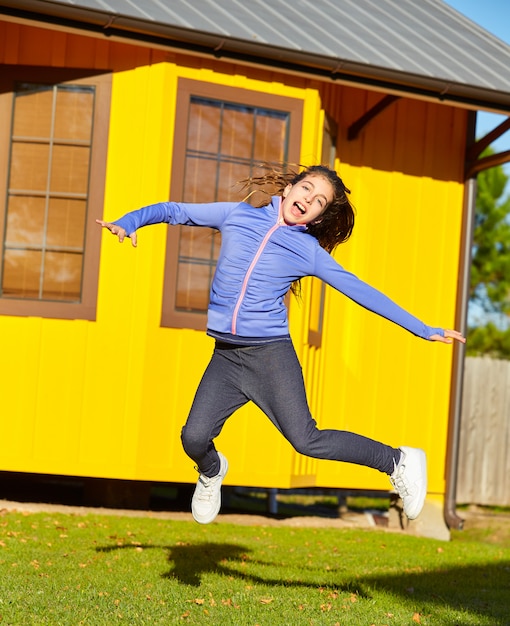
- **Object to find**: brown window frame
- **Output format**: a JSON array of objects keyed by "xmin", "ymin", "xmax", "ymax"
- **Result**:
[
  {"xmin": 307, "ymin": 112, "xmax": 338, "ymax": 347},
  {"xmin": 161, "ymin": 78, "xmax": 303, "ymax": 330},
  {"xmin": 0, "ymin": 66, "xmax": 111, "ymax": 320}
]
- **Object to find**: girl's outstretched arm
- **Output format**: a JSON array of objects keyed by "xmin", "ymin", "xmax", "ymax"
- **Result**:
[
  {"xmin": 96, "ymin": 200, "xmax": 237, "ymax": 248},
  {"xmin": 428, "ymin": 329, "xmax": 466, "ymax": 344},
  {"xmin": 96, "ymin": 219, "xmax": 137, "ymax": 247}
]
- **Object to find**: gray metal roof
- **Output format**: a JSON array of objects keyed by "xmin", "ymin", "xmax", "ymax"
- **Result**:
[{"xmin": 2, "ymin": 0, "xmax": 510, "ymax": 110}]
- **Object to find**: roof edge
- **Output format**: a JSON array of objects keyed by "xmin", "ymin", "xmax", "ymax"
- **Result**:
[{"xmin": 1, "ymin": 0, "xmax": 510, "ymax": 113}]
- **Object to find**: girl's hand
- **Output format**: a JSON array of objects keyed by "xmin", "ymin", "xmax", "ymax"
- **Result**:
[
  {"xmin": 429, "ymin": 329, "xmax": 466, "ymax": 344},
  {"xmin": 96, "ymin": 219, "xmax": 137, "ymax": 247}
]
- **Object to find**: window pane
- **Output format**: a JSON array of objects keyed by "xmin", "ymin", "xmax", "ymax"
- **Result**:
[
  {"xmin": 54, "ymin": 88, "xmax": 94, "ymax": 141},
  {"xmin": 2, "ymin": 249, "xmax": 42, "ymax": 298},
  {"xmin": 183, "ymin": 156, "xmax": 218, "ymax": 202},
  {"xmin": 50, "ymin": 145, "xmax": 90, "ymax": 195},
  {"xmin": 254, "ymin": 112, "xmax": 288, "ymax": 162},
  {"xmin": 9, "ymin": 142, "xmax": 50, "ymax": 191},
  {"xmin": 12, "ymin": 86, "xmax": 53, "ymax": 138},
  {"xmin": 46, "ymin": 198, "xmax": 86, "ymax": 248},
  {"xmin": 179, "ymin": 227, "xmax": 212, "ymax": 260},
  {"xmin": 42, "ymin": 251, "xmax": 82, "ymax": 301},
  {"xmin": 5, "ymin": 196, "xmax": 46, "ymax": 246},
  {"xmin": 218, "ymin": 161, "xmax": 251, "ymax": 200},
  {"xmin": 188, "ymin": 100, "xmax": 221, "ymax": 154},
  {"xmin": 176, "ymin": 262, "xmax": 212, "ymax": 311},
  {"xmin": 221, "ymin": 106, "xmax": 253, "ymax": 158}
]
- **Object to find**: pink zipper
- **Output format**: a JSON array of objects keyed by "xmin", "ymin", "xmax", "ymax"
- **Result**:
[{"xmin": 231, "ymin": 201, "xmax": 283, "ymax": 335}]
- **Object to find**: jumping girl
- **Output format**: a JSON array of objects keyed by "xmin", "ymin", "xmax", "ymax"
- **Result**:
[{"xmin": 97, "ymin": 165, "xmax": 465, "ymax": 524}]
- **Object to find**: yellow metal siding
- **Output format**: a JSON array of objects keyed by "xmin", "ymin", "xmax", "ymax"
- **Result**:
[
  {"xmin": 306, "ymin": 85, "xmax": 466, "ymax": 494},
  {"xmin": 0, "ymin": 19, "xmax": 465, "ymax": 497}
]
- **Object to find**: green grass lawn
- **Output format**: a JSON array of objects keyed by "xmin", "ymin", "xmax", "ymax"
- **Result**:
[{"xmin": 0, "ymin": 509, "xmax": 508, "ymax": 625}]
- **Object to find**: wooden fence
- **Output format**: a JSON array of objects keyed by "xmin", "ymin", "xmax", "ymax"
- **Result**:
[{"xmin": 457, "ymin": 356, "xmax": 510, "ymax": 506}]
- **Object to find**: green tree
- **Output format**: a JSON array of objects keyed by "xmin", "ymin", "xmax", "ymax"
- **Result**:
[
  {"xmin": 467, "ymin": 149, "xmax": 510, "ymax": 358},
  {"xmin": 467, "ymin": 321, "xmax": 510, "ymax": 357}
]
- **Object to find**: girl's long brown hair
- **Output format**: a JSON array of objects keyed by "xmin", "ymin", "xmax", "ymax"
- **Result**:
[{"xmin": 241, "ymin": 164, "xmax": 355, "ymax": 254}]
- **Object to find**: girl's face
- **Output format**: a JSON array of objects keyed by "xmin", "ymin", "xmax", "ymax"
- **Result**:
[{"xmin": 280, "ymin": 175, "xmax": 334, "ymax": 226}]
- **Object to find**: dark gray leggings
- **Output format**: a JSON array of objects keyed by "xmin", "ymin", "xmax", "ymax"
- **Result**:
[{"xmin": 181, "ymin": 340, "xmax": 400, "ymax": 477}]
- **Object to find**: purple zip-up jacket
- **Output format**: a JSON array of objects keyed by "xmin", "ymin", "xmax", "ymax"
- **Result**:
[{"xmin": 113, "ymin": 196, "xmax": 444, "ymax": 343}]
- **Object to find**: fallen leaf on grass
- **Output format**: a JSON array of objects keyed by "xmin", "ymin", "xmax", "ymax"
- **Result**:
[
  {"xmin": 412, "ymin": 613, "xmax": 421, "ymax": 623},
  {"xmin": 221, "ymin": 598, "xmax": 240, "ymax": 608}
]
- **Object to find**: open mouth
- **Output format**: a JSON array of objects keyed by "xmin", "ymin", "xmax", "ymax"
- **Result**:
[{"xmin": 295, "ymin": 202, "xmax": 306, "ymax": 215}]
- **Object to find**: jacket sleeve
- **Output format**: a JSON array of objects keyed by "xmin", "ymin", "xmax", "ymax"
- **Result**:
[
  {"xmin": 112, "ymin": 201, "xmax": 237, "ymax": 235},
  {"xmin": 314, "ymin": 248, "xmax": 444, "ymax": 340}
]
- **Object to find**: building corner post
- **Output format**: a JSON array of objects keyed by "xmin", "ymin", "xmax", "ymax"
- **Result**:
[{"xmin": 444, "ymin": 112, "xmax": 478, "ymax": 530}]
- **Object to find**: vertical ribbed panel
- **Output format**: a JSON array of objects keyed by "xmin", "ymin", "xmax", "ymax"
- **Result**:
[{"xmin": 310, "ymin": 82, "xmax": 465, "ymax": 493}]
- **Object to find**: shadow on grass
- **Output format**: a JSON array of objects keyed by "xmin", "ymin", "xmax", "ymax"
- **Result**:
[{"xmin": 97, "ymin": 541, "xmax": 510, "ymax": 623}]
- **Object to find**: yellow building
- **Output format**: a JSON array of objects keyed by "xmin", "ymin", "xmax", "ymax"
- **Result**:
[{"xmin": 0, "ymin": 1, "xmax": 509, "ymax": 533}]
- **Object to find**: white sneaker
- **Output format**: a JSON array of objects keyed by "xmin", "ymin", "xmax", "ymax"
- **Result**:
[
  {"xmin": 191, "ymin": 452, "xmax": 229, "ymax": 524},
  {"xmin": 390, "ymin": 446, "xmax": 427, "ymax": 520}
]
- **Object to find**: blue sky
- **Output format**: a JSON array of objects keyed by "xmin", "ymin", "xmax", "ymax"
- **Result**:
[
  {"xmin": 444, "ymin": 1, "xmax": 510, "ymax": 49},
  {"xmin": 445, "ymin": 1, "xmax": 510, "ymax": 157},
  {"xmin": 445, "ymin": 2, "xmax": 510, "ymax": 327}
]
